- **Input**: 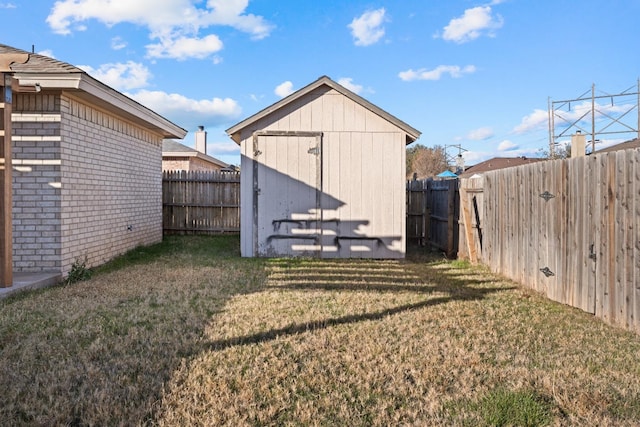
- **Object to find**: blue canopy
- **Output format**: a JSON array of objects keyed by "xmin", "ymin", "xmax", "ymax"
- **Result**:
[{"xmin": 437, "ymin": 170, "xmax": 458, "ymax": 178}]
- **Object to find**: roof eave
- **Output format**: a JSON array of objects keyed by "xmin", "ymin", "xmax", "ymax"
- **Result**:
[
  {"xmin": 14, "ymin": 72, "xmax": 187, "ymax": 140},
  {"xmin": 163, "ymin": 151, "xmax": 229, "ymax": 168}
]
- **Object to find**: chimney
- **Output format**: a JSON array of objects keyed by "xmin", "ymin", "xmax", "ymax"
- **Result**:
[
  {"xmin": 571, "ymin": 130, "xmax": 586, "ymax": 158},
  {"xmin": 195, "ymin": 125, "xmax": 207, "ymax": 155}
]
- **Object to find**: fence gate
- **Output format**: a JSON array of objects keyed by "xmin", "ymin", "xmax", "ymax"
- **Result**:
[{"xmin": 253, "ymin": 131, "xmax": 323, "ymax": 257}]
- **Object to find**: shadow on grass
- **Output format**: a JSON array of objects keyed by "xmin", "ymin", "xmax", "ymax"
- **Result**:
[
  {"xmin": 207, "ymin": 290, "xmax": 508, "ymax": 352},
  {"xmin": 206, "ymin": 247, "xmax": 514, "ymax": 351},
  {"xmin": 0, "ymin": 235, "xmax": 511, "ymax": 425}
]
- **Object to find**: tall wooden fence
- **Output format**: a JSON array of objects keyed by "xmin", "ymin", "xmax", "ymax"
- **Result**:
[
  {"xmin": 406, "ymin": 178, "xmax": 459, "ymax": 256},
  {"xmin": 458, "ymin": 150, "xmax": 640, "ymax": 334},
  {"xmin": 162, "ymin": 171, "xmax": 240, "ymax": 234}
]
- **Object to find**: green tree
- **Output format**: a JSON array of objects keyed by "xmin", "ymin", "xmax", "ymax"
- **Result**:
[{"xmin": 406, "ymin": 144, "xmax": 449, "ymax": 179}]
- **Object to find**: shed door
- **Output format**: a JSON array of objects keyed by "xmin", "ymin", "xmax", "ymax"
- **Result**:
[{"xmin": 253, "ymin": 132, "xmax": 322, "ymax": 257}]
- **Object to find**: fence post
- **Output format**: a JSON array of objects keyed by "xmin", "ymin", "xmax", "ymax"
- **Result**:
[
  {"xmin": 459, "ymin": 186, "xmax": 478, "ymax": 263},
  {"xmin": 446, "ymin": 179, "xmax": 457, "ymax": 257}
]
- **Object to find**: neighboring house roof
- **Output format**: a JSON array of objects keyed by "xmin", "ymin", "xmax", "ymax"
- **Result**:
[
  {"xmin": 1, "ymin": 44, "xmax": 186, "ymax": 139},
  {"xmin": 162, "ymin": 140, "xmax": 228, "ymax": 168},
  {"xmin": 459, "ymin": 156, "xmax": 544, "ymax": 178},
  {"xmin": 596, "ymin": 138, "xmax": 640, "ymax": 153},
  {"xmin": 226, "ymin": 75, "xmax": 421, "ymax": 145}
]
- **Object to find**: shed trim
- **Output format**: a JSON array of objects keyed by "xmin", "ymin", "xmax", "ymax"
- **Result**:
[
  {"xmin": 252, "ymin": 131, "xmax": 324, "ymax": 257},
  {"xmin": 227, "ymin": 76, "xmax": 420, "ymax": 145}
]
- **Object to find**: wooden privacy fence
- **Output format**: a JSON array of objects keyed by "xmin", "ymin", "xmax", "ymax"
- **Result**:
[
  {"xmin": 458, "ymin": 149, "xmax": 640, "ymax": 333},
  {"xmin": 163, "ymin": 171, "xmax": 240, "ymax": 234},
  {"xmin": 406, "ymin": 178, "xmax": 459, "ymax": 256}
]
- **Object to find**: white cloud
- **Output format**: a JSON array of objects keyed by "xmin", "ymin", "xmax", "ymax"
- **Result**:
[
  {"xmin": 146, "ymin": 34, "xmax": 223, "ymax": 60},
  {"xmin": 466, "ymin": 126, "xmax": 494, "ymax": 140},
  {"xmin": 129, "ymin": 89, "xmax": 242, "ymax": 129},
  {"xmin": 110, "ymin": 36, "xmax": 127, "ymax": 50},
  {"xmin": 399, "ymin": 65, "xmax": 476, "ymax": 81},
  {"xmin": 79, "ymin": 61, "xmax": 152, "ymax": 91},
  {"xmin": 348, "ymin": 8, "xmax": 386, "ymax": 46},
  {"xmin": 37, "ymin": 49, "xmax": 55, "ymax": 58},
  {"xmin": 513, "ymin": 109, "xmax": 548, "ymax": 134},
  {"xmin": 462, "ymin": 150, "xmax": 491, "ymax": 165},
  {"xmin": 0, "ymin": 3, "xmax": 16, "ymax": 9},
  {"xmin": 207, "ymin": 140, "xmax": 241, "ymax": 155},
  {"xmin": 275, "ymin": 81, "xmax": 294, "ymax": 98},
  {"xmin": 204, "ymin": 0, "xmax": 274, "ymax": 40},
  {"xmin": 46, "ymin": 0, "xmax": 273, "ymax": 59},
  {"xmin": 337, "ymin": 77, "xmax": 363, "ymax": 94},
  {"xmin": 441, "ymin": 6, "xmax": 503, "ymax": 44},
  {"xmin": 497, "ymin": 140, "xmax": 518, "ymax": 151}
]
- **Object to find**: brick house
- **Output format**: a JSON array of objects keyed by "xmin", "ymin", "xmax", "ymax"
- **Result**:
[
  {"xmin": 0, "ymin": 44, "xmax": 186, "ymax": 287},
  {"xmin": 162, "ymin": 127, "xmax": 228, "ymax": 172}
]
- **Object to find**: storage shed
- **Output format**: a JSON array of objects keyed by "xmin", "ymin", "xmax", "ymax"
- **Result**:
[
  {"xmin": 0, "ymin": 44, "xmax": 186, "ymax": 288},
  {"xmin": 226, "ymin": 76, "xmax": 420, "ymax": 258}
]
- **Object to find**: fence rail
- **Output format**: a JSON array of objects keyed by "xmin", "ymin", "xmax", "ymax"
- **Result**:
[{"xmin": 162, "ymin": 171, "xmax": 240, "ymax": 234}]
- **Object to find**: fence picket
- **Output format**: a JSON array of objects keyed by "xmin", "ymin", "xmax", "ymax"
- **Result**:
[{"xmin": 162, "ymin": 171, "xmax": 240, "ymax": 234}]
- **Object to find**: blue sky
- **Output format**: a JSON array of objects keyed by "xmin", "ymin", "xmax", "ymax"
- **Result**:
[{"xmin": 2, "ymin": 0, "xmax": 640, "ymax": 167}]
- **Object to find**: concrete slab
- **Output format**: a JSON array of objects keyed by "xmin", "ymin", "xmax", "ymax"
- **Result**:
[{"xmin": 0, "ymin": 271, "xmax": 62, "ymax": 299}]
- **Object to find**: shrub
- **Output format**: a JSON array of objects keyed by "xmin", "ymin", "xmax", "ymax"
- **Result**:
[{"xmin": 65, "ymin": 257, "xmax": 92, "ymax": 285}]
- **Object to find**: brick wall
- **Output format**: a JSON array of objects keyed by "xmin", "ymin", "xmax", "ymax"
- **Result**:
[
  {"xmin": 162, "ymin": 156, "xmax": 223, "ymax": 172},
  {"xmin": 59, "ymin": 95, "xmax": 164, "ymax": 274},
  {"xmin": 11, "ymin": 98, "xmax": 63, "ymax": 271},
  {"xmin": 162, "ymin": 157, "xmax": 190, "ymax": 171},
  {"xmin": 11, "ymin": 93, "xmax": 165, "ymax": 275}
]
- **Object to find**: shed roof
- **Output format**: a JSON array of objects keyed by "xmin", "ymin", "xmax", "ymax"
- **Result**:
[
  {"xmin": 162, "ymin": 140, "xmax": 228, "ymax": 168},
  {"xmin": 226, "ymin": 75, "xmax": 421, "ymax": 145},
  {"xmin": 0, "ymin": 44, "xmax": 186, "ymax": 139}
]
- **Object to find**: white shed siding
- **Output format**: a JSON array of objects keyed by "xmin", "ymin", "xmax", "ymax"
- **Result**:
[{"xmin": 238, "ymin": 86, "xmax": 408, "ymax": 258}]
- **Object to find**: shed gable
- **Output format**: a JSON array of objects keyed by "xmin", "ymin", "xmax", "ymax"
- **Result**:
[
  {"xmin": 227, "ymin": 76, "xmax": 420, "ymax": 145},
  {"xmin": 243, "ymin": 87, "xmax": 404, "ymax": 137}
]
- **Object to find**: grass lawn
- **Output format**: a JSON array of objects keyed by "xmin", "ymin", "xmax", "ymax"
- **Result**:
[{"xmin": 1, "ymin": 235, "xmax": 640, "ymax": 426}]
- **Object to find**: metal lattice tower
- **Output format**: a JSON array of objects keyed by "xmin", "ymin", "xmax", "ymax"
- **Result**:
[{"xmin": 548, "ymin": 80, "xmax": 640, "ymax": 157}]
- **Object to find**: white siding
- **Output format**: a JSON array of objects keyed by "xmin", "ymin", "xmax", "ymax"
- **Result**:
[{"xmin": 239, "ymin": 85, "xmax": 408, "ymax": 258}]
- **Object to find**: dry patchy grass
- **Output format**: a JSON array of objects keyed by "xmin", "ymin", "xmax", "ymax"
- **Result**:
[{"xmin": 1, "ymin": 236, "xmax": 640, "ymax": 426}]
